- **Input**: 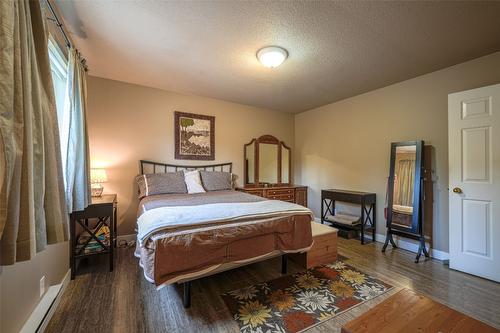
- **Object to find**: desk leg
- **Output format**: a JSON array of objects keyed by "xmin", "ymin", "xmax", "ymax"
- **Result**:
[
  {"xmin": 109, "ymin": 214, "xmax": 114, "ymax": 272},
  {"xmin": 372, "ymin": 203, "xmax": 376, "ymax": 242},
  {"xmin": 360, "ymin": 204, "xmax": 365, "ymax": 245},
  {"xmin": 321, "ymin": 197, "xmax": 324, "ymax": 224},
  {"xmin": 113, "ymin": 206, "xmax": 117, "ymax": 248}
]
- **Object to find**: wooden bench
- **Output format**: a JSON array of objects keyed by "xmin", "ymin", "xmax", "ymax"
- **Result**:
[
  {"xmin": 342, "ymin": 289, "xmax": 499, "ymax": 333},
  {"xmin": 290, "ymin": 221, "xmax": 338, "ymax": 269}
]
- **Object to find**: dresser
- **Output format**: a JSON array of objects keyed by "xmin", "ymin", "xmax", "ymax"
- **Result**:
[{"xmin": 236, "ymin": 185, "xmax": 308, "ymax": 207}]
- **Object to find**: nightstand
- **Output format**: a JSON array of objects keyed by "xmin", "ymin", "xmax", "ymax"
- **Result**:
[{"xmin": 70, "ymin": 194, "xmax": 117, "ymax": 279}]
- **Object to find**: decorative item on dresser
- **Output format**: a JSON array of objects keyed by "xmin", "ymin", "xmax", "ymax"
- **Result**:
[
  {"xmin": 321, "ymin": 189, "xmax": 376, "ymax": 245},
  {"xmin": 70, "ymin": 194, "xmax": 117, "ymax": 279}
]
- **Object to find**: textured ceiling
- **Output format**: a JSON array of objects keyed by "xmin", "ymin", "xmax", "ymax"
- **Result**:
[{"xmin": 55, "ymin": 1, "xmax": 500, "ymax": 113}]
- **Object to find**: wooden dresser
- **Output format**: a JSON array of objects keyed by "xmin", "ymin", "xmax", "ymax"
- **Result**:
[{"xmin": 236, "ymin": 185, "xmax": 308, "ymax": 207}]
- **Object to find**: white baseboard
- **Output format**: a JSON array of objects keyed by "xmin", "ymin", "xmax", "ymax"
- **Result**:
[
  {"xmin": 313, "ymin": 218, "xmax": 449, "ymax": 261},
  {"xmin": 20, "ymin": 269, "xmax": 71, "ymax": 333}
]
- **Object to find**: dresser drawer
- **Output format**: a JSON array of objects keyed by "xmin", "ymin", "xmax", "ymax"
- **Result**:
[
  {"xmin": 268, "ymin": 194, "xmax": 294, "ymax": 201},
  {"xmin": 266, "ymin": 188, "xmax": 294, "ymax": 196},
  {"xmin": 243, "ymin": 189, "xmax": 264, "ymax": 197}
]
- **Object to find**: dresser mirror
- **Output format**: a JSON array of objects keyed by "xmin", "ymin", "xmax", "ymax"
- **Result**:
[
  {"xmin": 245, "ymin": 141, "xmax": 256, "ymax": 184},
  {"xmin": 281, "ymin": 145, "xmax": 290, "ymax": 183},
  {"xmin": 244, "ymin": 135, "xmax": 291, "ymax": 186}
]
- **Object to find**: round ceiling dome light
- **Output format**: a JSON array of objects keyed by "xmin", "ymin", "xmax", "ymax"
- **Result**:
[{"xmin": 257, "ymin": 46, "xmax": 288, "ymax": 68}]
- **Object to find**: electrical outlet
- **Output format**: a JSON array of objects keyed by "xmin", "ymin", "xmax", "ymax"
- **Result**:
[{"xmin": 39, "ymin": 276, "xmax": 46, "ymax": 297}]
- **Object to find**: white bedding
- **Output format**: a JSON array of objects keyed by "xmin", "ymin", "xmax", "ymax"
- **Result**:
[{"xmin": 137, "ymin": 200, "xmax": 313, "ymax": 246}]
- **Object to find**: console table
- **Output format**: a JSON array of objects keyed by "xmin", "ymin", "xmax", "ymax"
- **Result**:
[{"xmin": 321, "ymin": 189, "xmax": 376, "ymax": 245}]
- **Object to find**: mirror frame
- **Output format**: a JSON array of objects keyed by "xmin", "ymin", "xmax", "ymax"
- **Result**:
[
  {"xmin": 244, "ymin": 135, "xmax": 291, "ymax": 186},
  {"xmin": 387, "ymin": 140, "xmax": 424, "ymax": 234}
]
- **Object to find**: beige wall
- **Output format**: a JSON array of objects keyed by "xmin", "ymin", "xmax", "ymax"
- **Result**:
[
  {"xmin": 1, "ymin": 242, "xmax": 68, "ymax": 333},
  {"xmin": 87, "ymin": 76, "xmax": 295, "ymax": 235},
  {"xmin": 295, "ymin": 51, "xmax": 500, "ymax": 252}
]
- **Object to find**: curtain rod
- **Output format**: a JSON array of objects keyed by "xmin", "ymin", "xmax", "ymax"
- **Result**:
[{"xmin": 45, "ymin": 0, "xmax": 71, "ymax": 48}]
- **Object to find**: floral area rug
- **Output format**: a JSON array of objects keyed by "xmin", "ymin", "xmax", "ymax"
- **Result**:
[{"xmin": 221, "ymin": 261, "xmax": 393, "ymax": 333}]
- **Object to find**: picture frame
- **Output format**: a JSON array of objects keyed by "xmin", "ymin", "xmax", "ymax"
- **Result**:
[{"xmin": 174, "ymin": 111, "xmax": 215, "ymax": 160}]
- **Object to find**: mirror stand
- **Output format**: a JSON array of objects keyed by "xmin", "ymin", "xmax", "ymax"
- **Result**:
[
  {"xmin": 382, "ymin": 140, "xmax": 431, "ymax": 263},
  {"xmin": 382, "ymin": 177, "xmax": 429, "ymax": 263}
]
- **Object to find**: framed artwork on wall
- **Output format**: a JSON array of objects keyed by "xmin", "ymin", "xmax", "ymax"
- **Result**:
[{"xmin": 174, "ymin": 111, "xmax": 215, "ymax": 160}]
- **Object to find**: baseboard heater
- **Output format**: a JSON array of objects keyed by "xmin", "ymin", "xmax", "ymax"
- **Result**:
[{"xmin": 20, "ymin": 270, "xmax": 70, "ymax": 333}]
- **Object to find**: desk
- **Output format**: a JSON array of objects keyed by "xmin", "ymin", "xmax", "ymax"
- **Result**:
[{"xmin": 321, "ymin": 189, "xmax": 376, "ymax": 245}]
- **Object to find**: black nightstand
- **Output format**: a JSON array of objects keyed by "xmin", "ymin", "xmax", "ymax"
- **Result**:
[{"xmin": 70, "ymin": 194, "xmax": 117, "ymax": 279}]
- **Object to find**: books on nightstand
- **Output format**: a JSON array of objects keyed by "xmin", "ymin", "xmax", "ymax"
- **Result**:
[{"xmin": 76, "ymin": 225, "xmax": 110, "ymax": 254}]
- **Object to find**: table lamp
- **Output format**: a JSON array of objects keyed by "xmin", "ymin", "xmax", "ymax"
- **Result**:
[{"xmin": 90, "ymin": 168, "xmax": 108, "ymax": 197}]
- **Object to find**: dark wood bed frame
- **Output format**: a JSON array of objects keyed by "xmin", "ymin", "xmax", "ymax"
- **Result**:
[{"xmin": 138, "ymin": 160, "xmax": 288, "ymax": 308}]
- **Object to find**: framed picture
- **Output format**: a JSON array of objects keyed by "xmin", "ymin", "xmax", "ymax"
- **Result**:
[{"xmin": 174, "ymin": 111, "xmax": 215, "ymax": 160}]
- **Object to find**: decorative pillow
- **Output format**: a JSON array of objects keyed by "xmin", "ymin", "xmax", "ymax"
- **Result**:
[
  {"xmin": 184, "ymin": 170, "xmax": 206, "ymax": 194},
  {"xmin": 136, "ymin": 171, "xmax": 187, "ymax": 198},
  {"xmin": 200, "ymin": 171, "xmax": 233, "ymax": 191}
]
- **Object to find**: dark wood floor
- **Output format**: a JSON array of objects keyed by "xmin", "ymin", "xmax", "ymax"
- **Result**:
[{"xmin": 46, "ymin": 238, "xmax": 500, "ymax": 332}]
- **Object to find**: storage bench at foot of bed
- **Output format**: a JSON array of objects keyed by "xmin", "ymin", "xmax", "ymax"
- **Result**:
[{"xmin": 289, "ymin": 222, "xmax": 338, "ymax": 269}]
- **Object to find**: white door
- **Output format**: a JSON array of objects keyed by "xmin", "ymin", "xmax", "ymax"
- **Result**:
[{"xmin": 449, "ymin": 83, "xmax": 500, "ymax": 283}]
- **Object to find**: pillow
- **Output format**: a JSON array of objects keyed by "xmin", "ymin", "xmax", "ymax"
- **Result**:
[
  {"xmin": 184, "ymin": 170, "xmax": 206, "ymax": 194},
  {"xmin": 200, "ymin": 171, "xmax": 232, "ymax": 191},
  {"xmin": 136, "ymin": 171, "xmax": 187, "ymax": 198}
]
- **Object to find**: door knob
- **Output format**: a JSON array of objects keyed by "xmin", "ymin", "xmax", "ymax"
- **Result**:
[{"xmin": 453, "ymin": 187, "xmax": 463, "ymax": 194}]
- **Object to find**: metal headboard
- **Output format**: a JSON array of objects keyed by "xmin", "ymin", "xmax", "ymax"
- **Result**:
[{"xmin": 139, "ymin": 160, "xmax": 233, "ymax": 175}]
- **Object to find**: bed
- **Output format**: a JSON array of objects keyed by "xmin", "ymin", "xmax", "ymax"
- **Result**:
[{"xmin": 134, "ymin": 160, "xmax": 314, "ymax": 307}]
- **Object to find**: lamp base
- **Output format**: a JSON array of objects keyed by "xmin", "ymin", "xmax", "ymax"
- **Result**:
[{"xmin": 91, "ymin": 184, "xmax": 104, "ymax": 197}]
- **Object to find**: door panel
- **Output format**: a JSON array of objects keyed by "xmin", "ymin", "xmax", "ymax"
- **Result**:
[
  {"xmin": 449, "ymin": 83, "xmax": 500, "ymax": 283},
  {"xmin": 462, "ymin": 199, "xmax": 491, "ymax": 258},
  {"xmin": 461, "ymin": 97, "xmax": 491, "ymax": 120},
  {"xmin": 462, "ymin": 126, "xmax": 491, "ymax": 183}
]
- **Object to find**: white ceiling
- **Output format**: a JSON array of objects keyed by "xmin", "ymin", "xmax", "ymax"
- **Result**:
[{"xmin": 55, "ymin": 1, "xmax": 500, "ymax": 113}]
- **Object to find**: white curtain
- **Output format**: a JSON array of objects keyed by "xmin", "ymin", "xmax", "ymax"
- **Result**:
[
  {"xmin": 63, "ymin": 48, "xmax": 91, "ymax": 213},
  {"xmin": 0, "ymin": 0, "xmax": 68, "ymax": 265}
]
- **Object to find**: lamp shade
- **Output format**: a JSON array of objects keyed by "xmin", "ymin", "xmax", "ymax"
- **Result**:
[{"xmin": 90, "ymin": 168, "xmax": 108, "ymax": 184}]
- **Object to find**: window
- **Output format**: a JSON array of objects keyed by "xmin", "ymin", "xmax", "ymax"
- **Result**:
[{"xmin": 48, "ymin": 37, "xmax": 69, "ymax": 184}]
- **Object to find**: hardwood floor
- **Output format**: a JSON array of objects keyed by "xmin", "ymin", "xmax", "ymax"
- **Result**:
[
  {"xmin": 341, "ymin": 289, "xmax": 499, "ymax": 333},
  {"xmin": 46, "ymin": 238, "xmax": 500, "ymax": 332}
]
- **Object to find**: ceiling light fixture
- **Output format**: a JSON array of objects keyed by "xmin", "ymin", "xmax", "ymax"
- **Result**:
[{"xmin": 257, "ymin": 46, "xmax": 288, "ymax": 68}]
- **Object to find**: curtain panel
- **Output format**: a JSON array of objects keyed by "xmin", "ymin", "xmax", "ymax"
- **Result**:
[
  {"xmin": 0, "ymin": 0, "xmax": 68, "ymax": 265},
  {"xmin": 394, "ymin": 159, "xmax": 415, "ymax": 207},
  {"xmin": 64, "ymin": 48, "xmax": 91, "ymax": 213}
]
